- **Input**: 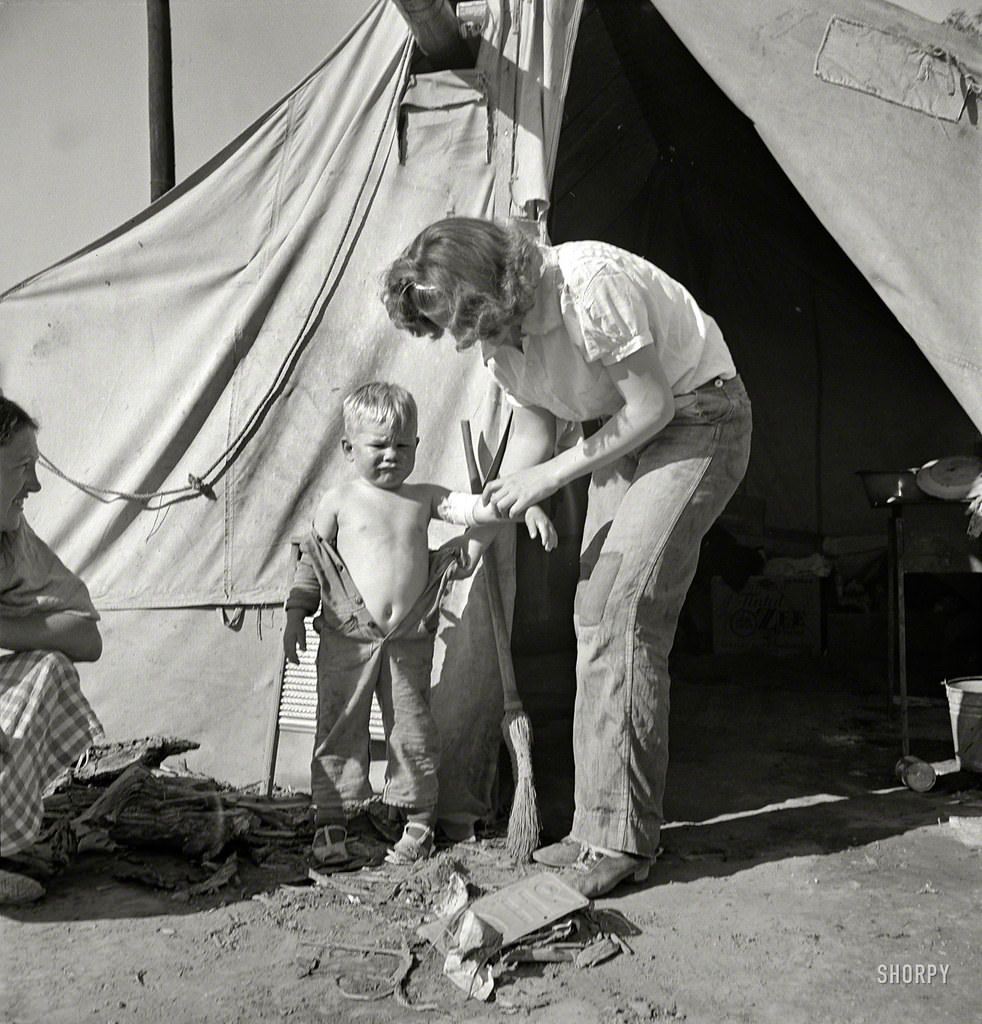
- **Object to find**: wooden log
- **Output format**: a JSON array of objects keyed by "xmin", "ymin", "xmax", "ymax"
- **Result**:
[
  {"xmin": 108, "ymin": 806, "xmax": 256, "ymax": 861},
  {"xmin": 71, "ymin": 736, "xmax": 200, "ymax": 785},
  {"xmin": 76, "ymin": 763, "xmax": 257, "ymax": 860},
  {"xmin": 74, "ymin": 763, "xmax": 158, "ymax": 826}
]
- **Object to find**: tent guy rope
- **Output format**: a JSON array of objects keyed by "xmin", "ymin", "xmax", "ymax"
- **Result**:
[{"xmin": 38, "ymin": 452, "xmax": 215, "ymax": 507}]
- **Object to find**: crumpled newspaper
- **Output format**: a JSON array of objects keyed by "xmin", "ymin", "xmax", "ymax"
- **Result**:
[
  {"xmin": 442, "ymin": 909, "xmax": 501, "ymax": 999},
  {"xmin": 419, "ymin": 872, "xmax": 637, "ymax": 1001},
  {"xmin": 416, "ymin": 869, "xmax": 500, "ymax": 999}
]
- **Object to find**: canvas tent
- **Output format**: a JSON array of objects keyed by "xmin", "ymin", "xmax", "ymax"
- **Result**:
[
  {"xmin": 1, "ymin": 0, "xmax": 979, "ymax": 808},
  {"xmin": 551, "ymin": 0, "xmax": 981, "ymax": 536},
  {"xmin": 0, "ymin": 0, "xmax": 576, "ymax": 821}
]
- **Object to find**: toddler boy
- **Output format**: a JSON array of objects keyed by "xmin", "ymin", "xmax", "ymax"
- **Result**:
[{"xmin": 283, "ymin": 382, "xmax": 555, "ymax": 865}]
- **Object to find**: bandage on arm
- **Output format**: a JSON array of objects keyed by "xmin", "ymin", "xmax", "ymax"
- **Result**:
[{"xmin": 435, "ymin": 491, "xmax": 482, "ymax": 527}]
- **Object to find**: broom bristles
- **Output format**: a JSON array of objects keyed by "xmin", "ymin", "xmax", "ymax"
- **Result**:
[{"xmin": 502, "ymin": 708, "xmax": 540, "ymax": 862}]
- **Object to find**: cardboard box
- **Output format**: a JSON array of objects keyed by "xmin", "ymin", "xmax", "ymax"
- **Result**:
[{"xmin": 711, "ymin": 575, "xmax": 823, "ymax": 654}]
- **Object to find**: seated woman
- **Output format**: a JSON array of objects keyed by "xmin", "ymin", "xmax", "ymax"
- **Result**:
[{"xmin": 0, "ymin": 396, "xmax": 104, "ymax": 903}]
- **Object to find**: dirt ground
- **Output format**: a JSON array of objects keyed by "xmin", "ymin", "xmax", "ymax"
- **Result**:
[{"xmin": 3, "ymin": 651, "xmax": 981, "ymax": 1024}]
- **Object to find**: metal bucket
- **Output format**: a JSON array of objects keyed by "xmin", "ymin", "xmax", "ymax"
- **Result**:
[{"xmin": 942, "ymin": 677, "xmax": 982, "ymax": 772}]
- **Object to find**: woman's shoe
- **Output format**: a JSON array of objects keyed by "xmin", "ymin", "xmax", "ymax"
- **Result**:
[
  {"xmin": 532, "ymin": 836, "xmax": 584, "ymax": 867},
  {"xmin": 0, "ymin": 866, "xmax": 45, "ymax": 905},
  {"xmin": 568, "ymin": 849, "xmax": 650, "ymax": 899}
]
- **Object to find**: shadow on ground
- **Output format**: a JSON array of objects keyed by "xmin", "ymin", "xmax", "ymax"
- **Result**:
[{"xmin": 515, "ymin": 648, "xmax": 982, "ymax": 889}]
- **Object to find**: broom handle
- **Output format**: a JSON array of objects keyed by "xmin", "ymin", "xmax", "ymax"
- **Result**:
[
  {"xmin": 482, "ymin": 541, "xmax": 524, "ymax": 713},
  {"xmin": 460, "ymin": 420, "xmax": 524, "ymax": 713}
]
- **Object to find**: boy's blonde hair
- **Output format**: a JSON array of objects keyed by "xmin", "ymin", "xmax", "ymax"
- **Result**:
[{"xmin": 342, "ymin": 381, "xmax": 417, "ymax": 435}]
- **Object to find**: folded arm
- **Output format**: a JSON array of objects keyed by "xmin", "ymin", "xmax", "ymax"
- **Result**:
[{"xmin": 0, "ymin": 612, "xmax": 103, "ymax": 662}]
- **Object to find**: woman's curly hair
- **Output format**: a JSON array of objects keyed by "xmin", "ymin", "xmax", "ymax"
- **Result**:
[{"xmin": 381, "ymin": 217, "xmax": 539, "ymax": 349}]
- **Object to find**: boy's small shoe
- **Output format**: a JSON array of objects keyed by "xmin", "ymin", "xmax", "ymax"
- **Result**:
[
  {"xmin": 311, "ymin": 824, "xmax": 352, "ymax": 867},
  {"xmin": 384, "ymin": 822, "xmax": 434, "ymax": 865}
]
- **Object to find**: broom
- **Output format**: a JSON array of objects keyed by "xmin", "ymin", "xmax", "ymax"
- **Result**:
[{"xmin": 461, "ymin": 419, "xmax": 541, "ymax": 862}]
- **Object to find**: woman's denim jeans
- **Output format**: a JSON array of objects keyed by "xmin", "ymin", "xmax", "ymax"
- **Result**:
[{"xmin": 571, "ymin": 375, "xmax": 752, "ymax": 857}]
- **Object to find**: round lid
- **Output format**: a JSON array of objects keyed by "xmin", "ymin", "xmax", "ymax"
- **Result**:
[{"xmin": 915, "ymin": 456, "xmax": 982, "ymax": 500}]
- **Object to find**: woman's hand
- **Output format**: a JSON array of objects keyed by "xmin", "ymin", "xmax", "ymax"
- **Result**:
[{"xmin": 482, "ymin": 463, "xmax": 561, "ymax": 519}]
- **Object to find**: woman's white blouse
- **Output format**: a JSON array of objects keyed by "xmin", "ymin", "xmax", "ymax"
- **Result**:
[{"xmin": 481, "ymin": 240, "xmax": 736, "ymax": 421}]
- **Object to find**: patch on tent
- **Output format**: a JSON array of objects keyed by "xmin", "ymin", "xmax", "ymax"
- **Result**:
[
  {"xmin": 398, "ymin": 69, "xmax": 491, "ymax": 165},
  {"xmin": 814, "ymin": 16, "xmax": 971, "ymax": 122}
]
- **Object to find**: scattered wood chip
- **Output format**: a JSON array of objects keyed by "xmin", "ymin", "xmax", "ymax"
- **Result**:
[
  {"xmin": 175, "ymin": 853, "xmax": 239, "ymax": 898},
  {"xmin": 574, "ymin": 936, "xmax": 619, "ymax": 968}
]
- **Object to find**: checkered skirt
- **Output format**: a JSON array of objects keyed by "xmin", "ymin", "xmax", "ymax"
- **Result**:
[{"xmin": 0, "ymin": 651, "xmax": 103, "ymax": 855}]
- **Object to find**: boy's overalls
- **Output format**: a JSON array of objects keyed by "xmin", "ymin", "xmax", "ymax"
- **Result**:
[{"xmin": 285, "ymin": 530, "xmax": 458, "ymax": 826}]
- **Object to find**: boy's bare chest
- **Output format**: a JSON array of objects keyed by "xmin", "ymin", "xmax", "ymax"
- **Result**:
[{"xmin": 339, "ymin": 490, "xmax": 428, "ymax": 542}]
